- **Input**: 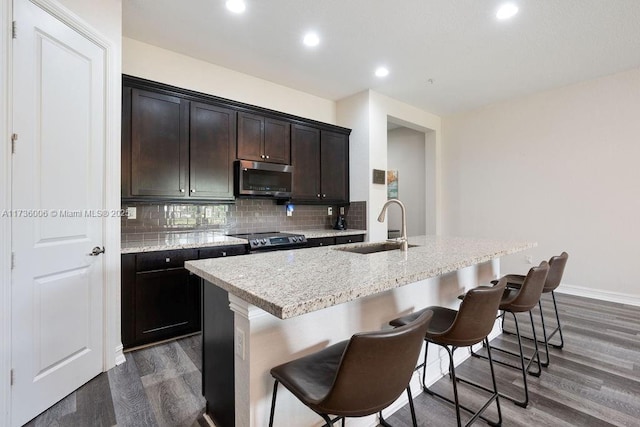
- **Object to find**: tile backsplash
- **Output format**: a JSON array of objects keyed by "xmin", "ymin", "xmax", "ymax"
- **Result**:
[{"xmin": 121, "ymin": 199, "xmax": 366, "ymax": 234}]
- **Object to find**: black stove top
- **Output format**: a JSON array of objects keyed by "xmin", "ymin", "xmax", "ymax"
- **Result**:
[{"xmin": 228, "ymin": 231, "xmax": 307, "ymax": 251}]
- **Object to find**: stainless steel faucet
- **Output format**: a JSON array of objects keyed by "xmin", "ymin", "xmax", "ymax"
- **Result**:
[{"xmin": 377, "ymin": 198, "xmax": 408, "ymax": 251}]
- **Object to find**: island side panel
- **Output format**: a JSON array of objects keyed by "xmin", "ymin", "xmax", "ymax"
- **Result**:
[{"xmin": 202, "ymin": 280, "xmax": 235, "ymax": 427}]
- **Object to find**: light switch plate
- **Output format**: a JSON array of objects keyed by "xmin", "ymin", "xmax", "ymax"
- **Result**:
[
  {"xmin": 235, "ymin": 328, "xmax": 245, "ymax": 360},
  {"xmin": 328, "ymin": 207, "xmax": 332, "ymax": 216}
]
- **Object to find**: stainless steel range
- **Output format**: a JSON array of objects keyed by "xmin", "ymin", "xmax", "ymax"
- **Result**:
[{"xmin": 229, "ymin": 231, "xmax": 307, "ymax": 252}]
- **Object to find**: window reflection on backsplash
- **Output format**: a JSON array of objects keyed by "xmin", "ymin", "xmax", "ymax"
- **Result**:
[{"xmin": 121, "ymin": 199, "xmax": 366, "ymax": 234}]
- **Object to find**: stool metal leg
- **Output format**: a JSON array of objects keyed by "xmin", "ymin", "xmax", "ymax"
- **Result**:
[
  {"xmin": 548, "ymin": 291, "xmax": 565, "ymax": 348},
  {"xmin": 492, "ymin": 311, "xmax": 541, "ymax": 407},
  {"xmin": 501, "ymin": 292, "xmax": 565, "ymax": 364},
  {"xmin": 268, "ymin": 380, "xmax": 279, "ymax": 427},
  {"xmin": 536, "ymin": 301, "xmax": 551, "ymax": 367},
  {"xmin": 379, "ymin": 386, "xmax": 417, "ymax": 427},
  {"xmin": 423, "ymin": 341, "xmax": 502, "ymax": 427}
]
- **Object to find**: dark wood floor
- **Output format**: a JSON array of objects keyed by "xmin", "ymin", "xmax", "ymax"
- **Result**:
[
  {"xmin": 24, "ymin": 293, "xmax": 640, "ymax": 426},
  {"xmin": 24, "ymin": 334, "xmax": 207, "ymax": 427}
]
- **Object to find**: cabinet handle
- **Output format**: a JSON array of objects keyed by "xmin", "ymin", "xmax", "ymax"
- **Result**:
[
  {"xmin": 317, "ymin": 194, "xmax": 321, "ymax": 198},
  {"xmin": 261, "ymin": 155, "xmax": 265, "ymax": 159},
  {"xmin": 265, "ymin": 155, "xmax": 270, "ymax": 159},
  {"xmin": 180, "ymin": 189, "xmax": 185, "ymax": 193},
  {"xmin": 190, "ymin": 189, "xmax": 196, "ymax": 193},
  {"xmin": 165, "ymin": 258, "xmax": 170, "ymax": 262},
  {"xmin": 322, "ymin": 194, "xmax": 326, "ymax": 198},
  {"xmin": 222, "ymin": 252, "xmax": 227, "ymax": 256}
]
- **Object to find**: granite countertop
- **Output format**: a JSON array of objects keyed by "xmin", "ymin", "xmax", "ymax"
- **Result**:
[
  {"xmin": 185, "ymin": 235, "xmax": 536, "ymax": 319},
  {"xmin": 121, "ymin": 231, "xmax": 247, "ymax": 254},
  {"xmin": 121, "ymin": 229, "xmax": 368, "ymax": 253}
]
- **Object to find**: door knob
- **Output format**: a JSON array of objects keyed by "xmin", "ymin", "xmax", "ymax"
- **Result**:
[{"xmin": 89, "ymin": 246, "xmax": 105, "ymax": 256}]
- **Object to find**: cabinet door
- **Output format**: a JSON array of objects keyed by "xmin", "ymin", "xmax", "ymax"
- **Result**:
[
  {"xmin": 130, "ymin": 88, "xmax": 188, "ymax": 197},
  {"xmin": 121, "ymin": 254, "xmax": 136, "ymax": 348},
  {"xmin": 134, "ymin": 268, "xmax": 200, "ymax": 346},
  {"xmin": 335, "ymin": 234, "xmax": 364, "ymax": 245},
  {"xmin": 291, "ymin": 124, "xmax": 321, "ymax": 201},
  {"xmin": 238, "ymin": 113, "xmax": 290, "ymax": 164},
  {"xmin": 306, "ymin": 237, "xmax": 335, "ymax": 247},
  {"xmin": 320, "ymin": 130, "xmax": 349, "ymax": 203},
  {"xmin": 264, "ymin": 118, "xmax": 290, "ymax": 164},
  {"xmin": 237, "ymin": 112, "xmax": 264, "ymax": 162},
  {"xmin": 199, "ymin": 245, "xmax": 247, "ymax": 259},
  {"xmin": 190, "ymin": 102, "xmax": 237, "ymax": 200}
]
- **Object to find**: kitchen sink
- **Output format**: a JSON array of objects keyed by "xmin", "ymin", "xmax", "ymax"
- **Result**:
[{"xmin": 333, "ymin": 242, "xmax": 418, "ymax": 254}]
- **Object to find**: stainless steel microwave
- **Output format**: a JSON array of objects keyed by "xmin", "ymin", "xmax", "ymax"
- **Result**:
[{"xmin": 234, "ymin": 160, "xmax": 293, "ymax": 198}]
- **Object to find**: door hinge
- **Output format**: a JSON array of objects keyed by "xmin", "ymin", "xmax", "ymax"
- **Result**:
[
  {"xmin": 11, "ymin": 252, "xmax": 15, "ymax": 269},
  {"xmin": 12, "ymin": 21, "xmax": 17, "ymax": 39},
  {"xmin": 10, "ymin": 369, "xmax": 14, "ymax": 386},
  {"xmin": 11, "ymin": 133, "xmax": 18, "ymax": 154}
]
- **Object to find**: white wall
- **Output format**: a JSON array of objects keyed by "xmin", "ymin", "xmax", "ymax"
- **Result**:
[
  {"xmin": 336, "ymin": 91, "xmax": 371, "ymax": 204},
  {"xmin": 369, "ymin": 92, "xmax": 442, "ymax": 241},
  {"xmin": 123, "ymin": 38, "xmax": 336, "ymax": 125},
  {"xmin": 387, "ymin": 127, "xmax": 427, "ymax": 236},
  {"xmin": 442, "ymin": 67, "xmax": 640, "ymax": 300}
]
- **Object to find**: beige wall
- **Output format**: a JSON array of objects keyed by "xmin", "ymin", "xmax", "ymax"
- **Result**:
[
  {"xmin": 442, "ymin": 68, "xmax": 640, "ymax": 300},
  {"xmin": 123, "ymin": 38, "xmax": 336, "ymax": 124},
  {"xmin": 58, "ymin": 0, "xmax": 122, "ymax": 46}
]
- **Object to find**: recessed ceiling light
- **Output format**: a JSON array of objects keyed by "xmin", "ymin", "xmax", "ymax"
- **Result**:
[
  {"xmin": 303, "ymin": 32, "xmax": 320, "ymax": 47},
  {"xmin": 375, "ymin": 67, "xmax": 390, "ymax": 78},
  {"xmin": 496, "ymin": 3, "xmax": 518, "ymax": 20},
  {"xmin": 226, "ymin": 0, "xmax": 246, "ymax": 14}
]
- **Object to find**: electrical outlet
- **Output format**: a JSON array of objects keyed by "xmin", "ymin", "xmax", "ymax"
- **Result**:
[
  {"xmin": 235, "ymin": 328, "xmax": 245, "ymax": 360},
  {"xmin": 340, "ymin": 206, "xmax": 345, "ymax": 215},
  {"xmin": 127, "ymin": 206, "xmax": 136, "ymax": 219},
  {"xmin": 327, "ymin": 207, "xmax": 332, "ymax": 216},
  {"xmin": 525, "ymin": 255, "xmax": 533, "ymax": 264}
]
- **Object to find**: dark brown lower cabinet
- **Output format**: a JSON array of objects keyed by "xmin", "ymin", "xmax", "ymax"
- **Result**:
[
  {"xmin": 134, "ymin": 267, "xmax": 200, "ymax": 345},
  {"xmin": 121, "ymin": 245, "xmax": 247, "ymax": 350},
  {"xmin": 306, "ymin": 234, "xmax": 364, "ymax": 247}
]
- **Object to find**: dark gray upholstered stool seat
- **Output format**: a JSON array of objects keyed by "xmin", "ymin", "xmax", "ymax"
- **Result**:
[
  {"xmin": 390, "ymin": 279, "xmax": 507, "ymax": 427},
  {"xmin": 268, "ymin": 311, "xmax": 432, "ymax": 427}
]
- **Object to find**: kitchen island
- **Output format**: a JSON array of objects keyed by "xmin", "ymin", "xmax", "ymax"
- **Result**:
[{"xmin": 185, "ymin": 235, "xmax": 535, "ymax": 427}]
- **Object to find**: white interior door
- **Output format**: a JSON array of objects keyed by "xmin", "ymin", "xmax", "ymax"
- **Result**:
[{"xmin": 11, "ymin": 0, "xmax": 106, "ymax": 425}]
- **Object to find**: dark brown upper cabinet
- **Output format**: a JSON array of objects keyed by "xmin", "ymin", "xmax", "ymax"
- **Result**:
[
  {"xmin": 122, "ymin": 75, "xmax": 351, "ymax": 204},
  {"xmin": 126, "ymin": 88, "xmax": 189, "ymax": 198},
  {"xmin": 190, "ymin": 102, "xmax": 236, "ymax": 199},
  {"xmin": 122, "ymin": 83, "xmax": 236, "ymax": 201},
  {"xmin": 291, "ymin": 125, "xmax": 349, "ymax": 204},
  {"xmin": 237, "ymin": 112, "xmax": 290, "ymax": 164}
]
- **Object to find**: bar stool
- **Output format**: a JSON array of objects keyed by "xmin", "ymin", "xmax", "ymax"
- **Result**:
[
  {"xmin": 495, "ymin": 252, "xmax": 568, "ymax": 367},
  {"xmin": 476, "ymin": 260, "xmax": 549, "ymax": 408},
  {"xmin": 268, "ymin": 311, "xmax": 432, "ymax": 427},
  {"xmin": 389, "ymin": 278, "xmax": 507, "ymax": 427}
]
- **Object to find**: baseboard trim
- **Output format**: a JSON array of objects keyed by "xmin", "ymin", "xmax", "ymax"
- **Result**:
[
  {"xmin": 114, "ymin": 344, "xmax": 126, "ymax": 366},
  {"xmin": 556, "ymin": 283, "xmax": 640, "ymax": 307}
]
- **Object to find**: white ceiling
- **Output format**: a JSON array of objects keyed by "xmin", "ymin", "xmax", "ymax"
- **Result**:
[{"xmin": 123, "ymin": 0, "xmax": 640, "ymax": 116}]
